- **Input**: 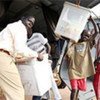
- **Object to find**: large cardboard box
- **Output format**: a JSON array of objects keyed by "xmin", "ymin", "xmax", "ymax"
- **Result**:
[{"xmin": 55, "ymin": 2, "xmax": 91, "ymax": 42}]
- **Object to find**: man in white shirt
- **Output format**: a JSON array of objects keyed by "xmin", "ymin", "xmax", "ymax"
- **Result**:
[{"xmin": 0, "ymin": 16, "xmax": 42, "ymax": 100}]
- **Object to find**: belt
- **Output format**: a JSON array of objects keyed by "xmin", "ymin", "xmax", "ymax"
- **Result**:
[{"xmin": 0, "ymin": 49, "xmax": 10, "ymax": 55}]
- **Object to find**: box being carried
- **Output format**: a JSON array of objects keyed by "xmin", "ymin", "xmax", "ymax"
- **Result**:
[
  {"xmin": 55, "ymin": 2, "xmax": 91, "ymax": 42},
  {"xmin": 17, "ymin": 54, "xmax": 52, "ymax": 96}
]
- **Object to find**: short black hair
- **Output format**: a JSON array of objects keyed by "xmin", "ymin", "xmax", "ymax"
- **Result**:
[{"xmin": 21, "ymin": 15, "xmax": 34, "ymax": 22}]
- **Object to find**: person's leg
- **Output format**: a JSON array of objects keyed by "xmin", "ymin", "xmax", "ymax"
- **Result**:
[
  {"xmin": 70, "ymin": 89, "xmax": 79, "ymax": 100},
  {"xmin": 76, "ymin": 90, "xmax": 79, "ymax": 100},
  {"xmin": 0, "ymin": 52, "xmax": 24, "ymax": 100},
  {"xmin": 32, "ymin": 96, "xmax": 41, "ymax": 100},
  {"xmin": 70, "ymin": 79, "xmax": 78, "ymax": 100},
  {"xmin": 93, "ymin": 73, "xmax": 99, "ymax": 99},
  {"xmin": 93, "ymin": 63, "xmax": 100, "ymax": 100}
]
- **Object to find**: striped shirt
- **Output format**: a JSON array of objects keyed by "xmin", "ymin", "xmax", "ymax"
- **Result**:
[{"xmin": 27, "ymin": 33, "xmax": 48, "ymax": 54}]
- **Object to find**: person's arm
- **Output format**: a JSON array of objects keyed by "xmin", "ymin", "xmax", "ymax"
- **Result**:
[
  {"xmin": 14, "ymin": 33, "xmax": 38, "ymax": 58},
  {"xmin": 88, "ymin": 16, "xmax": 98, "ymax": 41},
  {"xmin": 94, "ymin": 23, "xmax": 100, "ymax": 65},
  {"xmin": 9, "ymin": 21, "xmax": 38, "ymax": 58},
  {"xmin": 45, "ymin": 43, "xmax": 51, "ymax": 54},
  {"xmin": 97, "ymin": 23, "xmax": 100, "ymax": 33},
  {"xmin": 45, "ymin": 42, "xmax": 52, "ymax": 59}
]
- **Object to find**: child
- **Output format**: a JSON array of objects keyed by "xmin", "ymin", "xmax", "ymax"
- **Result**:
[{"xmin": 66, "ymin": 16, "xmax": 98, "ymax": 100}]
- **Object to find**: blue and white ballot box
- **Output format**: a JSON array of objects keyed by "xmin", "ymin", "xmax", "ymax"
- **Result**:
[{"xmin": 55, "ymin": 2, "xmax": 91, "ymax": 42}]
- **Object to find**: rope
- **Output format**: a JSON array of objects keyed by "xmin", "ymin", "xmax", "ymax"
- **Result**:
[{"xmin": 76, "ymin": 0, "xmax": 80, "ymax": 7}]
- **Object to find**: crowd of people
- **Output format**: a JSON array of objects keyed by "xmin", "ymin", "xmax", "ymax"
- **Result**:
[{"xmin": 0, "ymin": 14, "xmax": 100, "ymax": 100}]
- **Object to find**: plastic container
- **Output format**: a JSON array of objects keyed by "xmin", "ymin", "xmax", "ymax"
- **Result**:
[{"xmin": 55, "ymin": 2, "xmax": 91, "ymax": 42}]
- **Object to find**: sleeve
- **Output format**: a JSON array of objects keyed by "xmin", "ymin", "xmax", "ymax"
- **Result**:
[
  {"xmin": 10, "ymin": 22, "xmax": 38, "ymax": 58},
  {"xmin": 38, "ymin": 33, "xmax": 48, "ymax": 45}
]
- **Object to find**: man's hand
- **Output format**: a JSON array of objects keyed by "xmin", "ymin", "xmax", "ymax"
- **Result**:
[{"xmin": 15, "ymin": 57, "xmax": 34, "ymax": 64}]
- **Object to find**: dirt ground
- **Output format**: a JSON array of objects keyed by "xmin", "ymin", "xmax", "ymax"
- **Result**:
[{"xmin": 0, "ymin": 86, "xmax": 96, "ymax": 100}]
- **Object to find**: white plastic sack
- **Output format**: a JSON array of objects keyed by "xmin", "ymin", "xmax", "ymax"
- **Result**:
[
  {"xmin": 30, "ymin": 55, "xmax": 52, "ymax": 96},
  {"xmin": 17, "ymin": 54, "xmax": 52, "ymax": 96},
  {"xmin": 55, "ymin": 2, "xmax": 91, "ymax": 42}
]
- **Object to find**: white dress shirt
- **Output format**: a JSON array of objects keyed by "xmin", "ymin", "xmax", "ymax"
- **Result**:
[{"xmin": 0, "ymin": 20, "xmax": 38, "ymax": 58}]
